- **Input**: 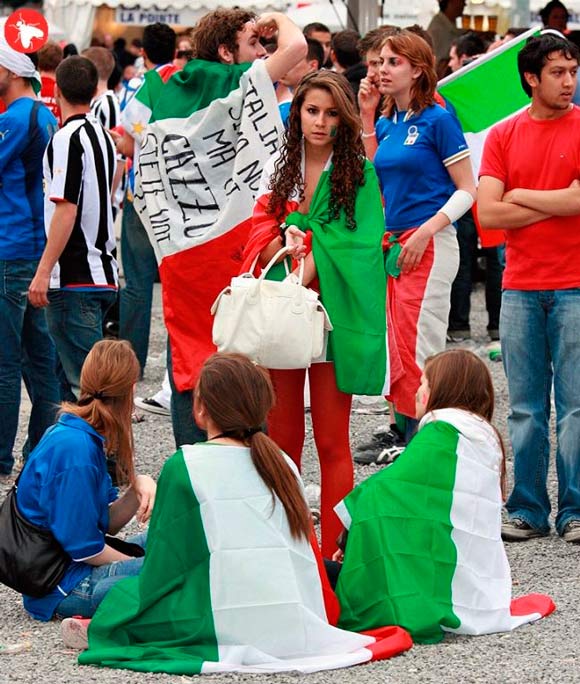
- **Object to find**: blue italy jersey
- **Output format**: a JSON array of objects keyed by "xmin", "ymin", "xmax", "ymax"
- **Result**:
[
  {"xmin": 0, "ymin": 97, "xmax": 57, "ymax": 260},
  {"xmin": 374, "ymin": 104, "xmax": 469, "ymax": 233},
  {"xmin": 16, "ymin": 414, "xmax": 118, "ymax": 621}
]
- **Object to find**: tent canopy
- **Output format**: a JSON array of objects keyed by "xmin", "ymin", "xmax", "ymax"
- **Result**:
[{"xmin": 44, "ymin": 0, "xmax": 287, "ymax": 50}]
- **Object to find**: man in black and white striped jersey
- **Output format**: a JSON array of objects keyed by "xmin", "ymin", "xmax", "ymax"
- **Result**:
[
  {"xmin": 83, "ymin": 45, "xmax": 125, "ymax": 218},
  {"xmin": 28, "ymin": 56, "xmax": 117, "ymax": 401},
  {"xmin": 83, "ymin": 46, "xmax": 120, "ymax": 130}
]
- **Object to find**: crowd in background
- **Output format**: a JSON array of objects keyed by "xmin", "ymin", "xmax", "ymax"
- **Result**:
[{"xmin": 0, "ymin": 0, "xmax": 577, "ymax": 669}]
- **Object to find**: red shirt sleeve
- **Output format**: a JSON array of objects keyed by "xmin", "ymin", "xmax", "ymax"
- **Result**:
[{"xmin": 479, "ymin": 124, "xmax": 507, "ymax": 185}]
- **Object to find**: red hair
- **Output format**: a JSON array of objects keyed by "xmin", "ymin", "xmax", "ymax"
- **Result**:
[{"xmin": 380, "ymin": 30, "xmax": 437, "ymax": 118}]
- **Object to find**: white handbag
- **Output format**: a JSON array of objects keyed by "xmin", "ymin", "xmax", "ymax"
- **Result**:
[{"xmin": 211, "ymin": 247, "xmax": 333, "ymax": 369}]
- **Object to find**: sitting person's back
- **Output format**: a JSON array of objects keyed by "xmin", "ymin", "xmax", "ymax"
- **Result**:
[
  {"xmin": 77, "ymin": 352, "xmax": 412, "ymax": 674},
  {"xmin": 334, "ymin": 349, "xmax": 555, "ymax": 643}
]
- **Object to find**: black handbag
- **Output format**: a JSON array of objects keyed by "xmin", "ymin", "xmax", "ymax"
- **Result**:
[{"xmin": 0, "ymin": 481, "xmax": 70, "ymax": 598}]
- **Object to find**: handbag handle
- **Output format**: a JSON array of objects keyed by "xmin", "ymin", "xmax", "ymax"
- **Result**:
[{"xmin": 258, "ymin": 246, "xmax": 305, "ymax": 286}]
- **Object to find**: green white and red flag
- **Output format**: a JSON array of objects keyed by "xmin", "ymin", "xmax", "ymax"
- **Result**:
[
  {"xmin": 437, "ymin": 26, "xmax": 541, "ymax": 177},
  {"xmin": 79, "ymin": 445, "xmax": 412, "ymax": 674},
  {"xmin": 133, "ymin": 59, "xmax": 284, "ymax": 390},
  {"xmin": 335, "ymin": 409, "xmax": 555, "ymax": 644},
  {"xmin": 121, "ymin": 64, "xmax": 179, "ymax": 147}
]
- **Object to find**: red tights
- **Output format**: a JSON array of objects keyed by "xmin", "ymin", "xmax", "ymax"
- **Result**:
[{"xmin": 268, "ymin": 363, "xmax": 353, "ymax": 558}]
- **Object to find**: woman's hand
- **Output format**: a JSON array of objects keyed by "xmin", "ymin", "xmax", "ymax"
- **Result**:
[
  {"xmin": 332, "ymin": 548, "xmax": 344, "ymax": 563},
  {"xmin": 358, "ymin": 76, "xmax": 381, "ymax": 118},
  {"xmin": 285, "ymin": 225, "xmax": 307, "ymax": 259},
  {"xmin": 397, "ymin": 224, "xmax": 432, "ymax": 274},
  {"xmin": 133, "ymin": 475, "xmax": 157, "ymax": 524}
]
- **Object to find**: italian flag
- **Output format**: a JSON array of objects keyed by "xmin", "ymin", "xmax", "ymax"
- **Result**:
[
  {"xmin": 438, "ymin": 26, "xmax": 541, "ymax": 178},
  {"xmin": 335, "ymin": 409, "xmax": 555, "ymax": 644},
  {"xmin": 121, "ymin": 64, "xmax": 179, "ymax": 146},
  {"xmin": 78, "ymin": 445, "xmax": 412, "ymax": 674},
  {"xmin": 132, "ymin": 59, "xmax": 284, "ymax": 391}
]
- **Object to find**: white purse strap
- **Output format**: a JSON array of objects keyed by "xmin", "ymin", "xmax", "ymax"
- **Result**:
[
  {"xmin": 212, "ymin": 246, "xmax": 308, "ymax": 315},
  {"xmin": 258, "ymin": 246, "xmax": 305, "ymax": 286}
]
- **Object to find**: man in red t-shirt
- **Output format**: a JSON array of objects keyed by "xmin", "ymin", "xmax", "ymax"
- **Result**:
[
  {"xmin": 38, "ymin": 41, "xmax": 63, "ymax": 125},
  {"xmin": 479, "ymin": 32, "xmax": 580, "ymax": 544}
]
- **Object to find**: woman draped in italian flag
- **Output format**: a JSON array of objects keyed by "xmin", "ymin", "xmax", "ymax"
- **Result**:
[
  {"xmin": 333, "ymin": 350, "xmax": 555, "ymax": 644},
  {"xmin": 241, "ymin": 71, "xmax": 387, "ymax": 556},
  {"xmin": 358, "ymin": 30, "xmax": 476, "ymax": 444}
]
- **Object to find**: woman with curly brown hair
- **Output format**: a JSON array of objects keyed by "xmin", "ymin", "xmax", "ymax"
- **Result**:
[
  {"xmin": 357, "ymin": 30, "xmax": 476, "ymax": 448},
  {"xmin": 241, "ymin": 70, "xmax": 387, "ymax": 556}
]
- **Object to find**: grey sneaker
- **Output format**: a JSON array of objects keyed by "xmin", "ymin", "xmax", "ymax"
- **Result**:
[
  {"xmin": 134, "ymin": 396, "xmax": 170, "ymax": 416},
  {"xmin": 562, "ymin": 520, "xmax": 580, "ymax": 543},
  {"xmin": 501, "ymin": 518, "xmax": 547, "ymax": 542}
]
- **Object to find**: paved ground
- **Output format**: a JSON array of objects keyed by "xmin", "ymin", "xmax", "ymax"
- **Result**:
[{"xmin": 1, "ymin": 284, "xmax": 578, "ymax": 684}]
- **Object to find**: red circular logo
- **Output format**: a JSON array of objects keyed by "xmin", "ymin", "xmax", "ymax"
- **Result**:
[{"xmin": 4, "ymin": 9, "xmax": 49, "ymax": 54}]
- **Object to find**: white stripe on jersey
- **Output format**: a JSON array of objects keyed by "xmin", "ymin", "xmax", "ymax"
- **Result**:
[
  {"xmin": 92, "ymin": 90, "xmax": 121, "ymax": 130},
  {"xmin": 44, "ymin": 113, "xmax": 118, "ymax": 288}
]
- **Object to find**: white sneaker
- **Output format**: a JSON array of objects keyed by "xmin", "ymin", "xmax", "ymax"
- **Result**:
[{"xmin": 134, "ymin": 397, "xmax": 170, "ymax": 416}]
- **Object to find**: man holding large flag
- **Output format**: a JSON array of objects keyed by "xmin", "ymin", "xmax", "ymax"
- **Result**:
[
  {"xmin": 132, "ymin": 10, "xmax": 306, "ymax": 445},
  {"xmin": 478, "ymin": 32, "xmax": 580, "ymax": 544}
]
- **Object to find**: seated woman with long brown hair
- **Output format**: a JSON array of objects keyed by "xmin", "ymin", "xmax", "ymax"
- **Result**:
[
  {"xmin": 74, "ymin": 353, "xmax": 411, "ymax": 674},
  {"xmin": 332, "ymin": 349, "xmax": 555, "ymax": 644},
  {"xmin": 12, "ymin": 339, "xmax": 156, "ymax": 622}
]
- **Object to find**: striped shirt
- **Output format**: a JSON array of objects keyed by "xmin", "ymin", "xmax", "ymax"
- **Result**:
[
  {"xmin": 43, "ymin": 113, "xmax": 118, "ymax": 289},
  {"xmin": 91, "ymin": 90, "xmax": 120, "ymax": 130}
]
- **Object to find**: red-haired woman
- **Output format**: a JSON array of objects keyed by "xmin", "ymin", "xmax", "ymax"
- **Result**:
[
  {"xmin": 13, "ymin": 340, "xmax": 156, "ymax": 622},
  {"xmin": 358, "ymin": 30, "xmax": 476, "ymax": 444}
]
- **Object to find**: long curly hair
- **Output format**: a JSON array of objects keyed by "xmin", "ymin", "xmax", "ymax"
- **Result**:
[
  {"xmin": 267, "ymin": 71, "xmax": 365, "ymax": 230},
  {"xmin": 379, "ymin": 30, "xmax": 437, "ymax": 118}
]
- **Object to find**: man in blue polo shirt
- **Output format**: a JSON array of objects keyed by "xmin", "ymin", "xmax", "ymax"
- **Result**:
[{"xmin": 0, "ymin": 39, "xmax": 60, "ymax": 480}]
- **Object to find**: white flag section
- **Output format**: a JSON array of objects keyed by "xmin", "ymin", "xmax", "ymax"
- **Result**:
[{"xmin": 133, "ymin": 59, "xmax": 283, "ymax": 261}]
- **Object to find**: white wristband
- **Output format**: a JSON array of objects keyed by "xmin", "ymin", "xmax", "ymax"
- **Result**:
[
  {"xmin": 439, "ymin": 189, "xmax": 474, "ymax": 224},
  {"xmin": 361, "ymin": 128, "xmax": 376, "ymax": 138}
]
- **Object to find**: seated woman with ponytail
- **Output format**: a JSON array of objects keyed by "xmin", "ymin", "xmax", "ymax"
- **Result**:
[
  {"xmin": 75, "ymin": 353, "xmax": 411, "ymax": 674},
  {"xmin": 14, "ymin": 339, "xmax": 156, "ymax": 622}
]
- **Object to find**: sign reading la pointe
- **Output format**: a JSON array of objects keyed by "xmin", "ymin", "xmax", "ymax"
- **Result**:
[{"xmin": 4, "ymin": 9, "xmax": 48, "ymax": 53}]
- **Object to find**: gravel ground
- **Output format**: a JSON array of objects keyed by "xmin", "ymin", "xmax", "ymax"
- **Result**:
[{"xmin": 1, "ymin": 283, "xmax": 578, "ymax": 684}]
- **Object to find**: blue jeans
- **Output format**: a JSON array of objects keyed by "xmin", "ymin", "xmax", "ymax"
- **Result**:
[
  {"xmin": 501, "ymin": 289, "xmax": 580, "ymax": 535},
  {"xmin": 55, "ymin": 532, "xmax": 147, "ymax": 618},
  {"xmin": 167, "ymin": 341, "xmax": 206, "ymax": 448},
  {"xmin": 0, "ymin": 259, "xmax": 60, "ymax": 474},
  {"xmin": 119, "ymin": 200, "xmax": 158, "ymax": 375},
  {"xmin": 448, "ymin": 211, "xmax": 503, "ymax": 333},
  {"xmin": 47, "ymin": 289, "xmax": 116, "ymax": 400}
]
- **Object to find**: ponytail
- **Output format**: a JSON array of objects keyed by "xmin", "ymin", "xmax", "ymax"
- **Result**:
[
  {"xmin": 61, "ymin": 340, "xmax": 140, "ymax": 486},
  {"xmin": 197, "ymin": 352, "xmax": 312, "ymax": 541},
  {"xmin": 249, "ymin": 432, "xmax": 311, "ymax": 541}
]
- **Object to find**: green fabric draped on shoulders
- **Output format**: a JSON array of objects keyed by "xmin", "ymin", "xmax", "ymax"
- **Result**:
[{"xmin": 285, "ymin": 158, "xmax": 387, "ymax": 395}]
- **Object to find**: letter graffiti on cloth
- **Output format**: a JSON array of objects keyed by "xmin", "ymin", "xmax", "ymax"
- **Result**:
[{"xmin": 133, "ymin": 58, "xmax": 284, "ymax": 390}]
